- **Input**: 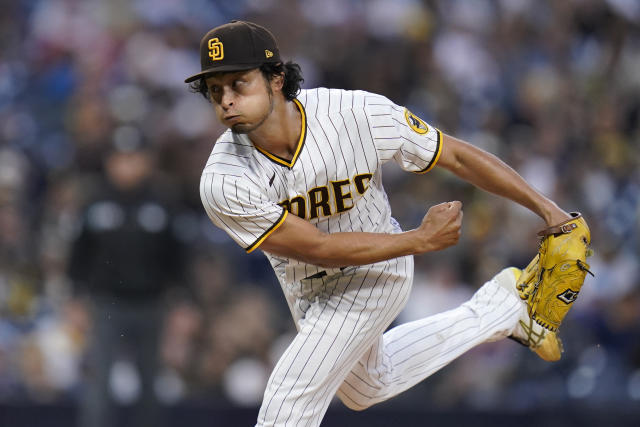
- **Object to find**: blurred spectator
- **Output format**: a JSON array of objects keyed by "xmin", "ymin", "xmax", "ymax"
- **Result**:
[{"xmin": 68, "ymin": 128, "xmax": 185, "ymax": 427}]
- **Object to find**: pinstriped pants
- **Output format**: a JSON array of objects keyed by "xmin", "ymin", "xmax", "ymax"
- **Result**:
[{"xmin": 256, "ymin": 257, "xmax": 522, "ymax": 426}]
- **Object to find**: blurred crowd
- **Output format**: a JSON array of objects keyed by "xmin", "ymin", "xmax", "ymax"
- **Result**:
[{"xmin": 0, "ymin": 0, "xmax": 638, "ymax": 418}]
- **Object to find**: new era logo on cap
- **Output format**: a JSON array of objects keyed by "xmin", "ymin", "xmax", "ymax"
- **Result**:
[{"xmin": 185, "ymin": 20, "xmax": 281, "ymax": 83}]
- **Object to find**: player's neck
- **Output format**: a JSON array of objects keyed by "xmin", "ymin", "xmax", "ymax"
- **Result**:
[{"xmin": 248, "ymin": 96, "xmax": 301, "ymax": 161}]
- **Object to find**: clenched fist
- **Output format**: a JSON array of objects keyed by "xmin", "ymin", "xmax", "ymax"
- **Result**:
[{"xmin": 414, "ymin": 201, "xmax": 463, "ymax": 253}]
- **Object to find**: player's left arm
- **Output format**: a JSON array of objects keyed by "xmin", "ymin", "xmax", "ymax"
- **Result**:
[{"xmin": 436, "ymin": 134, "xmax": 570, "ymax": 226}]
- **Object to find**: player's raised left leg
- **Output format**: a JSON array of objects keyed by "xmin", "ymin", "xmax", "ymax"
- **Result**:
[{"xmin": 336, "ymin": 267, "xmax": 555, "ymax": 410}]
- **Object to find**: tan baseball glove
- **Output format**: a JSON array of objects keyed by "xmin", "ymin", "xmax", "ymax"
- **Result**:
[{"xmin": 516, "ymin": 212, "xmax": 593, "ymax": 332}]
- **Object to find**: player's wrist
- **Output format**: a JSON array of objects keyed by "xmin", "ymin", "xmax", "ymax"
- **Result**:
[
  {"xmin": 404, "ymin": 229, "xmax": 432, "ymax": 254},
  {"xmin": 541, "ymin": 202, "xmax": 571, "ymax": 226}
]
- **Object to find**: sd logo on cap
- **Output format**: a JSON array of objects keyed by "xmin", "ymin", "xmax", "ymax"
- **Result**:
[{"xmin": 208, "ymin": 38, "xmax": 224, "ymax": 61}]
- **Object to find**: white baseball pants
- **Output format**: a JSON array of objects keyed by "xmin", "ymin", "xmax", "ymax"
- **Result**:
[{"xmin": 256, "ymin": 257, "xmax": 522, "ymax": 426}]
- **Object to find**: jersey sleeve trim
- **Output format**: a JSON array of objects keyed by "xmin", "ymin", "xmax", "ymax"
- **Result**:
[
  {"xmin": 414, "ymin": 129, "xmax": 443, "ymax": 174},
  {"xmin": 245, "ymin": 208, "xmax": 288, "ymax": 253},
  {"xmin": 253, "ymin": 99, "xmax": 307, "ymax": 169}
]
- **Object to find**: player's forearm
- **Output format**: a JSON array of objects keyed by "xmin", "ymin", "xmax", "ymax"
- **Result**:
[
  {"xmin": 261, "ymin": 202, "xmax": 461, "ymax": 267},
  {"xmin": 442, "ymin": 136, "xmax": 567, "ymax": 225},
  {"xmin": 301, "ymin": 229, "xmax": 424, "ymax": 268}
]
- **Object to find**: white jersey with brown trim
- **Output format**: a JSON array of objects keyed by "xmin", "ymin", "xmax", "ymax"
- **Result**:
[{"xmin": 200, "ymin": 88, "xmax": 442, "ymax": 286}]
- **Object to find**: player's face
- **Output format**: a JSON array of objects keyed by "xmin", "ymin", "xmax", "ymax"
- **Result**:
[{"xmin": 205, "ymin": 69, "xmax": 273, "ymax": 134}]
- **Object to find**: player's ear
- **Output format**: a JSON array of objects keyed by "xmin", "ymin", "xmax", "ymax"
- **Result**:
[{"xmin": 270, "ymin": 72, "xmax": 285, "ymax": 93}]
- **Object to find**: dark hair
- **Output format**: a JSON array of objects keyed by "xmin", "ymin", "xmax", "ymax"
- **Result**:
[{"xmin": 188, "ymin": 61, "xmax": 304, "ymax": 102}]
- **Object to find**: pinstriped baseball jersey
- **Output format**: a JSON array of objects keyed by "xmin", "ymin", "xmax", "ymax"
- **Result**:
[{"xmin": 200, "ymin": 88, "xmax": 442, "ymax": 284}]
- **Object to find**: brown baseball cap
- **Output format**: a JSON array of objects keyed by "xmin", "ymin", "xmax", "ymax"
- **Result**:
[{"xmin": 184, "ymin": 20, "xmax": 281, "ymax": 83}]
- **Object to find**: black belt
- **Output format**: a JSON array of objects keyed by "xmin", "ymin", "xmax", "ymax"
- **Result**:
[{"xmin": 303, "ymin": 266, "xmax": 347, "ymax": 280}]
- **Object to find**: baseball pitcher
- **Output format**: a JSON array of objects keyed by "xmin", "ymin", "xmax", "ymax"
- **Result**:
[{"xmin": 185, "ymin": 21, "xmax": 592, "ymax": 427}]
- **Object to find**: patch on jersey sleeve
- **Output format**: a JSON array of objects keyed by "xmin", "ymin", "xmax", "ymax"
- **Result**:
[{"xmin": 404, "ymin": 109, "xmax": 429, "ymax": 135}]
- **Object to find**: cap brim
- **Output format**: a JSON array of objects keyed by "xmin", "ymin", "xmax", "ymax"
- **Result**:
[{"xmin": 184, "ymin": 63, "xmax": 261, "ymax": 83}]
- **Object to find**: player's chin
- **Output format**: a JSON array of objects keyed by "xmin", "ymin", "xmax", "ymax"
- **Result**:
[{"xmin": 230, "ymin": 123, "xmax": 256, "ymax": 134}]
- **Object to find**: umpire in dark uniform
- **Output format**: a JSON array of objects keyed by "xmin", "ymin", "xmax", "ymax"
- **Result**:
[{"xmin": 69, "ymin": 126, "xmax": 184, "ymax": 427}]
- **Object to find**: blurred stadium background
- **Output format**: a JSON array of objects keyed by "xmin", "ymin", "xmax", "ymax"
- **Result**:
[{"xmin": 0, "ymin": 0, "xmax": 639, "ymax": 426}]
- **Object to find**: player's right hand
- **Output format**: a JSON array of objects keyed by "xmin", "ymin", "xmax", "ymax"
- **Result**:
[{"xmin": 415, "ymin": 201, "xmax": 463, "ymax": 253}]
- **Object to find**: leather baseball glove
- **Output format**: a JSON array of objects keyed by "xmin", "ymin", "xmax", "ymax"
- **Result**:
[{"xmin": 516, "ymin": 212, "xmax": 594, "ymax": 332}]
